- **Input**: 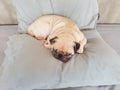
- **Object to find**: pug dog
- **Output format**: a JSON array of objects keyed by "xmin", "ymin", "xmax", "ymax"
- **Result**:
[{"xmin": 28, "ymin": 15, "xmax": 87, "ymax": 63}]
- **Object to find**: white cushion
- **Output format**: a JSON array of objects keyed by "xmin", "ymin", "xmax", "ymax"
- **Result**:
[
  {"xmin": 1, "ymin": 30, "xmax": 120, "ymax": 90},
  {"xmin": 14, "ymin": 0, "xmax": 99, "ymax": 33}
]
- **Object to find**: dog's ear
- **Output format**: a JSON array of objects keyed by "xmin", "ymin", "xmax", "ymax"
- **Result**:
[
  {"xmin": 74, "ymin": 42, "xmax": 80, "ymax": 53},
  {"xmin": 50, "ymin": 36, "xmax": 58, "ymax": 44}
]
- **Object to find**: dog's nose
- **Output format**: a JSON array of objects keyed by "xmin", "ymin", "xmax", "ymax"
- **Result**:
[
  {"xmin": 56, "ymin": 52, "xmax": 71, "ymax": 63},
  {"xmin": 56, "ymin": 52, "xmax": 64, "ymax": 60},
  {"xmin": 52, "ymin": 50, "xmax": 64, "ymax": 59},
  {"xmin": 52, "ymin": 49, "xmax": 71, "ymax": 63}
]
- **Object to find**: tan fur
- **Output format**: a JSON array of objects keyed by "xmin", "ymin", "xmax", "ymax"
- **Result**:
[{"xmin": 28, "ymin": 15, "xmax": 87, "ymax": 56}]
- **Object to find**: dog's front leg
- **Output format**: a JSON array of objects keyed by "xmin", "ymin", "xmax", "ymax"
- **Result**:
[{"xmin": 77, "ymin": 37, "xmax": 87, "ymax": 53}]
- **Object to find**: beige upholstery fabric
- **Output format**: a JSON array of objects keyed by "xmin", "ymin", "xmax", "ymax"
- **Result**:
[
  {"xmin": 1, "ymin": 0, "xmax": 120, "ymax": 24},
  {"xmin": 98, "ymin": 0, "xmax": 120, "ymax": 23},
  {"xmin": 0, "ymin": 0, "xmax": 17, "ymax": 24}
]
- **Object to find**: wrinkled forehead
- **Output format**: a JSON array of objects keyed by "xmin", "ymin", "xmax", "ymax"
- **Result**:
[
  {"xmin": 53, "ymin": 42, "xmax": 74, "ymax": 53},
  {"xmin": 56, "ymin": 37, "xmax": 74, "ymax": 44}
]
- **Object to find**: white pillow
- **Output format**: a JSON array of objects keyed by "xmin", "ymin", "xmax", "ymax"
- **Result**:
[
  {"xmin": 1, "ymin": 30, "xmax": 120, "ymax": 90},
  {"xmin": 14, "ymin": 0, "xmax": 99, "ymax": 33}
]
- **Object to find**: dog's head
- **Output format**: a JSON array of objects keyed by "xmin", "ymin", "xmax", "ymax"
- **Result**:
[{"xmin": 44, "ymin": 36, "xmax": 80, "ymax": 63}]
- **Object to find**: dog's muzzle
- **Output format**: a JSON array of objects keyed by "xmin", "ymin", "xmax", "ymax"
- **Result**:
[{"xmin": 52, "ymin": 49, "xmax": 72, "ymax": 63}]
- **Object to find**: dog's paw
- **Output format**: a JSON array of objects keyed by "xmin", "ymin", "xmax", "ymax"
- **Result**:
[
  {"xmin": 76, "ymin": 48, "xmax": 83, "ymax": 54},
  {"xmin": 36, "ymin": 36, "xmax": 46, "ymax": 41}
]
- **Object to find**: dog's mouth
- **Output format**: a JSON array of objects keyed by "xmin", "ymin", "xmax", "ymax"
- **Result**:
[
  {"xmin": 60, "ymin": 58, "xmax": 71, "ymax": 63},
  {"xmin": 52, "ymin": 48, "xmax": 73, "ymax": 63}
]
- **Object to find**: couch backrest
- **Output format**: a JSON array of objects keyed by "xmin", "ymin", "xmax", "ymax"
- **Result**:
[{"xmin": 14, "ymin": 0, "xmax": 99, "ymax": 33}]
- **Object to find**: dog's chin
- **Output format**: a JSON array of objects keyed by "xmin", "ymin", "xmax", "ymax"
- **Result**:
[
  {"xmin": 60, "ymin": 58, "xmax": 71, "ymax": 63},
  {"xmin": 55, "ymin": 54, "xmax": 72, "ymax": 63}
]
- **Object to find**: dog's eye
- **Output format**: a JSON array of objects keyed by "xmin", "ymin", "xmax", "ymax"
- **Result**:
[
  {"xmin": 45, "ymin": 42, "xmax": 49, "ymax": 45},
  {"xmin": 50, "ymin": 39, "xmax": 56, "ymax": 44},
  {"xmin": 50, "ymin": 36, "xmax": 58, "ymax": 44}
]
